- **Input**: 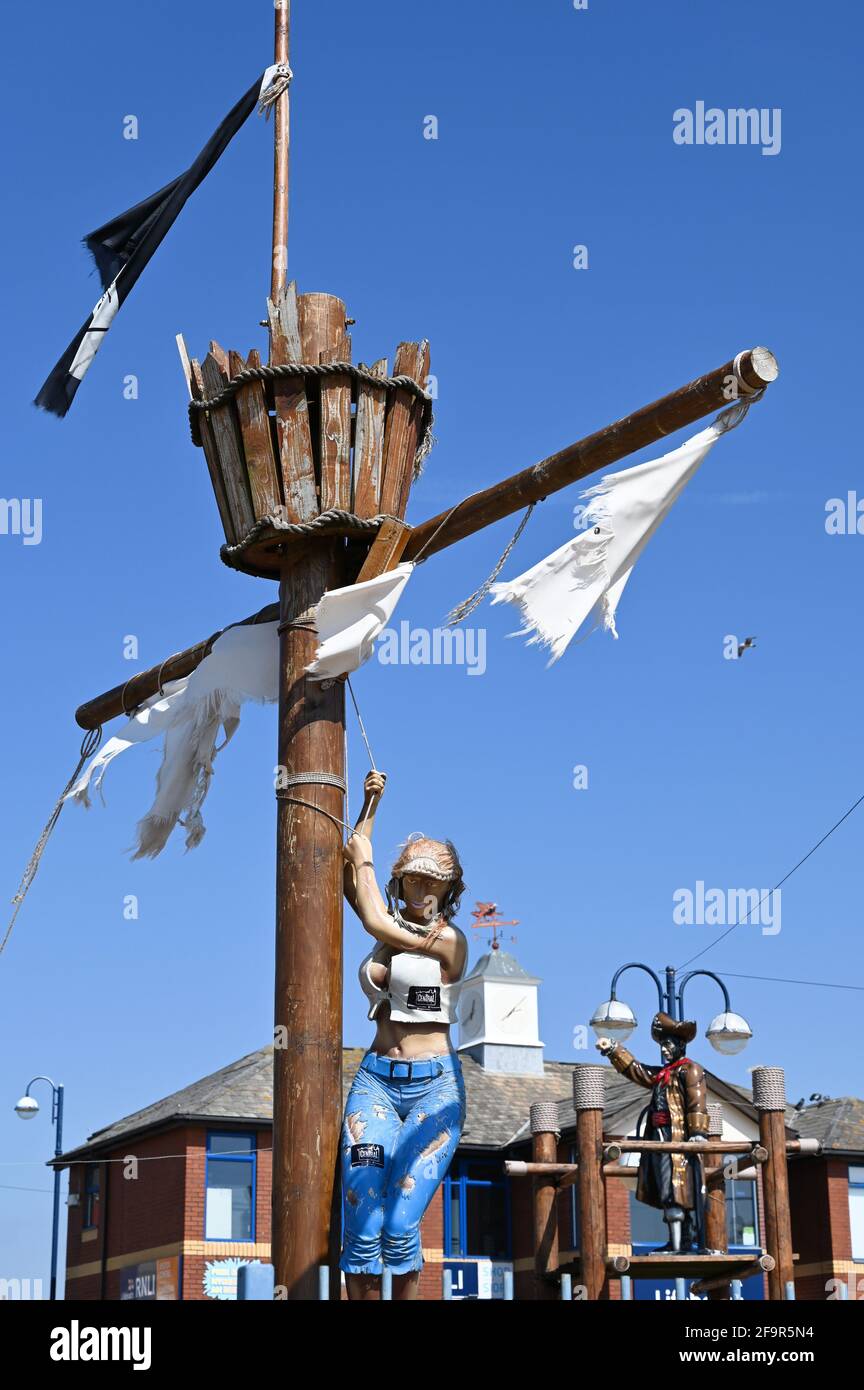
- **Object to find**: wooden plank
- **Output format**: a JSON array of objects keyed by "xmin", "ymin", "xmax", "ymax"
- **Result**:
[
  {"xmin": 267, "ymin": 280, "xmax": 318, "ymax": 522},
  {"xmin": 379, "ymin": 340, "xmax": 429, "ymax": 518},
  {"xmin": 297, "ymin": 294, "xmax": 350, "ymax": 512},
  {"xmin": 175, "ymin": 333, "xmax": 193, "ymax": 398},
  {"xmin": 208, "ymin": 340, "xmax": 230, "ymax": 377},
  {"xmin": 354, "ymin": 518, "xmax": 413, "ymax": 584},
  {"xmin": 189, "ymin": 357, "xmax": 237, "ymax": 546},
  {"xmin": 319, "ymin": 336, "xmax": 352, "ymax": 511},
  {"xmin": 230, "ymin": 348, "xmax": 283, "ymax": 521},
  {"xmin": 352, "ymin": 358, "xmax": 388, "ymax": 518},
  {"xmin": 200, "ymin": 352, "xmax": 256, "ymax": 539}
]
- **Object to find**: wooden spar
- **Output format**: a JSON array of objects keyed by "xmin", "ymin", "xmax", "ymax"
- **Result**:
[
  {"xmin": 74, "ymin": 346, "xmax": 780, "ymax": 730},
  {"xmin": 402, "ymin": 346, "xmax": 779, "ymax": 562},
  {"xmin": 271, "ymin": 0, "xmax": 290, "ymax": 300}
]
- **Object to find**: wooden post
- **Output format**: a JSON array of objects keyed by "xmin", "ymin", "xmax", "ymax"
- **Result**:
[
  {"xmin": 271, "ymin": 0, "xmax": 290, "ymax": 300},
  {"xmin": 572, "ymin": 1065, "xmax": 607, "ymax": 1301},
  {"xmin": 272, "ymin": 541, "xmax": 347, "ymax": 1300},
  {"xmin": 266, "ymin": 0, "xmax": 348, "ymax": 1301},
  {"xmin": 704, "ymin": 1104, "xmax": 729, "ymax": 1302},
  {"xmin": 530, "ymin": 1103, "xmax": 560, "ymax": 1300},
  {"xmin": 753, "ymin": 1067, "xmax": 795, "ymax": 1301}
]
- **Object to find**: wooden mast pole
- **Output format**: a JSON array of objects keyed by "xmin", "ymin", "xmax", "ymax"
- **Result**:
[
  {"xmin": 271, "ymin": 0, "xmax": 290, "ymax": 301},
  {"xmin": 269, "ymin": 0, "xmax": 347, "ymax": 1301}
]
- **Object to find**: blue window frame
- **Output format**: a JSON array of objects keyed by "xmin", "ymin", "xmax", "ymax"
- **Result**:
[
  {"xmin": 443, "ymin": 1157, "xmax": 511, "ymax": 1259},
  {"xmin": 205, "ymin": 1132, "xmax": 256, "ymax": 1242},
  {"xmin": 568, "ymin": 1143, "xmax": 580, "ymax": 1250},
  {"xmin": 83, "ymin": 1163, "xmax": 100, "ymax": 1229}
]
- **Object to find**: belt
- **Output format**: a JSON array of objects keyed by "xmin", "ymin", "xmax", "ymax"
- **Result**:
[{"xmin": 361, "ymin": 1051, "xmax": 456, "ymax": 1082}]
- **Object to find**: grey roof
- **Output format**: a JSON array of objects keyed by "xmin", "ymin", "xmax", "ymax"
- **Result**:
[
  {"xmin": 53, "ymin": 1044, "xmax": 785, "ymax": 1167},
  {"xmin": 464, "ymin": 950, "xmax": 541, "ymax": 984},
  {"xmin": 785, "ymin": 1097, "xmax": 864, "ymax": 1155}
]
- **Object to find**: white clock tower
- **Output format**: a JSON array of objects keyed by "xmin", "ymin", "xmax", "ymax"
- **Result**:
[{"xmin": 457, "ymin": 947, "xmax": 544, "ymax": 1076}]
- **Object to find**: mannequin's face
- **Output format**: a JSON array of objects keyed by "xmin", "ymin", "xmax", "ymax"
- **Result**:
[
  {"xmin": 401, "ymin": 873, "xmax": 447, "ymax": 922},
  {"xmin": 659, "ymin": 1035, "xmax": 685, "ymax": 1063}
]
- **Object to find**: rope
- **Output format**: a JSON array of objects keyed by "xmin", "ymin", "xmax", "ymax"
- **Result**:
[
  {"xmin": 188, "ymin": 361, "xmax": 434, "ymax": 454},
  {"xmin": 2, "ymin": 727, "xmax": 103, "ymax": 957},
  {"xmin": 346, "ymin": 677, "xmax": 377, "ymax": 772},
  {"xmin": 445, "ymin": 502, "xmax": 536, "ymax": 626},
  {"xmin": 275, "ymin": 790, "xmax": 354, "ymax": 836},
  {"xmin": 220, "ymin": 508, "xmax": 405, "ymax": 572},
  {"xmin": 279, "ymin": 772, "xmax": 347, "ymax": 792}
]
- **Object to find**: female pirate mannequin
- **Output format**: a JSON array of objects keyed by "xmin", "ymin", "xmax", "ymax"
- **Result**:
[{"xmin": 341, "ymin": 770, "xmax": 469, "ymax": 1301}]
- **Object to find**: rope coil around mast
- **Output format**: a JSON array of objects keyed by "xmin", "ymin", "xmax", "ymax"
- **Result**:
[{"xmin": 188, "ymin": 360, "xmax": 435, "ymax": 474}]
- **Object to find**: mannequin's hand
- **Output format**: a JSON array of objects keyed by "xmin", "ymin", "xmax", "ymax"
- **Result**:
[
  {"xmin": 364, "ymin": 771, "xmax": 387, "ymax": 799},
  {"xmin": 343, "ymin": 832, "xmax": 373, "ymax": 867},
  {"xmin": 596, "ymin": 1036, "xmax": 614, "ymax": 1055},
  {"xmin": 689, "ymin": 1134, "xmax": 708, "ymax": 1145}
]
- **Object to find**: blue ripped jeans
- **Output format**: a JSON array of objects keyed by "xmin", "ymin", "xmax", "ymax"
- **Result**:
[{"xmin": 339, "ymin": 1049, "xmax": 466, "ymax": 1276}]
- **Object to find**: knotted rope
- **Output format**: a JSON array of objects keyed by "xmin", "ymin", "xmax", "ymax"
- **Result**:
[
  {"xmin": 188, "ymin": 360, "xmax": 435, "ymax": 478},
  {"xmin": 445, "ymin": 502, "xmax": 537, "ymax": 626}
]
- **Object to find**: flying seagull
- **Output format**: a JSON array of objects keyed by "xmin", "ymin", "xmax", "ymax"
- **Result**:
[{"xmin": 737, "ymin": 636, "xmax": 757, "ymax": 659}]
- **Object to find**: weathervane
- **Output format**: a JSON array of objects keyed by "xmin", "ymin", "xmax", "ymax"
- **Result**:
[{"xmin": 470, "ymin": 901, "xmax": 519, "ymax": 952}]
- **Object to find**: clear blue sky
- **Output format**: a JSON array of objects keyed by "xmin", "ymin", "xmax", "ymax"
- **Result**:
[{"xmin": 2, "ymin": 0, "xmax": 862, "ymax": 1292}]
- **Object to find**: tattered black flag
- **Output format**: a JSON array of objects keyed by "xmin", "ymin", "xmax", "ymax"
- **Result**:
[{"xmin": 34, "ymin": 71, "xmax": 273, "ymax": 418}]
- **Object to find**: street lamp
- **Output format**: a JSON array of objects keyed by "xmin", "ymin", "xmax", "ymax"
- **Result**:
[
  {"xmin": 14, "ymin": 1076, "xmax": 64, "ymax": 1301},
  {"xmin": 591, "ymin": 963, "xmax": 752, "ymax": 1055}
]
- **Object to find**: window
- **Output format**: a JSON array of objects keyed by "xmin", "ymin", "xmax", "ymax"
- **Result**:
[
  {"xmin": 205, "ymin": 1133, "xmax": 256, "ymax": 1241},
  {"xmin": 849, "ymin": 1166, "xmax": 864, "ymax": 1261},
  {"xmin": 83, "ymin": 1164, "xmax": 100, "ymax": 1229},
  {"xmin": 444, "ymin": 1157, "xmax": 510, "ymax": 1259},
  {"xmin": 727, "ymin": 1178, "xmax": 758, "ymax": 1247},
  {"xmin": 627, "ymin": 1172, "xmax": 760, "ymax": 1250},
  {"xmin": 568, "ymin": 1143, "xmax": 580, "ymax": 1249}
]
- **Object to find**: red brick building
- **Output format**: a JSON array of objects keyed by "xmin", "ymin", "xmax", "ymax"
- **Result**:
[{"xmin": 53, "ymin": 950, "xmax": 864, "ymax": 1301}]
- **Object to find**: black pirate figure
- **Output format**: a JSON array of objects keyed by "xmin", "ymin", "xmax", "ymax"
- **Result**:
[{"xmin": 597, "ymin": 1013, "xmax": 710, "ymax": 1253}]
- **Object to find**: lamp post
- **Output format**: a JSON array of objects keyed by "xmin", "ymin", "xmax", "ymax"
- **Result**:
[
  {"xmin": 15, "ymin": 1076, "xmax": 64, "ymax": 1301},
  {"xmin": 590, "ymin": 963, "xmax": 752, "ymax": 1055}
]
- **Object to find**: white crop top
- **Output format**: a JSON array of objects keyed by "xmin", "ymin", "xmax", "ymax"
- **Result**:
[{"xmin": 359, "ymin": 932, "xmax": 466, "ymax": 1024}]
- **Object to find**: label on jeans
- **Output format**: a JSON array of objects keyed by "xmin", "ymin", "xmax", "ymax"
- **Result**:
[
  {"xmin": 350, "ymin": 1143, "xmax": 385, "ymax": 1167},
  {"xmin": 407, "ymin": 985, "xmax": 440, "ymax": 1010}
]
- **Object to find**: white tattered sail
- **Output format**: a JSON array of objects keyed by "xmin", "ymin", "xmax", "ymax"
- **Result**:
[
  {"xmin": 67, "ymin": 622, "xmax": 279, "ymax": 858},
  {"xmin": 488, "ymin": 410, "xmax": 741, "ymax": 664},
  {"xmin": 65, "ymin": 561, "xmax": 415, "ymax": 856},
  {"xmin": 306, "ymin": 562, "xmax": 414, "ymax": 681}
]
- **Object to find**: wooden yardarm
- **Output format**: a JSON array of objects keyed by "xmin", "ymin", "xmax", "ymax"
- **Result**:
[{"xmin": 74, "ymin": 2, "xmax": 780, "ymax": 1301}]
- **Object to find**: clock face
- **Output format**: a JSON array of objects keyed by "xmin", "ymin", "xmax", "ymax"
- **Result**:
[{"xmin": 459, "ymin": 992, "xmax": 482, "ymax": 1039}]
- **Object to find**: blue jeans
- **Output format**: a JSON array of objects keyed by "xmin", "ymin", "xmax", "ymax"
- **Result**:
[{"xmin": 339, "ymin": 1049, "xmax": 467, "ymax": 1276}]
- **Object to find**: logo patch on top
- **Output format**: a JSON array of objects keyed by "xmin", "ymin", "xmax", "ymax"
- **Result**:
[
  {"xmin": 407, "ymin": 985, "xmax": 440, "ymax": 1010},
  {"xmin": 350, "ymin": 1143, "xmax": 385, "ymax": 1168}
]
